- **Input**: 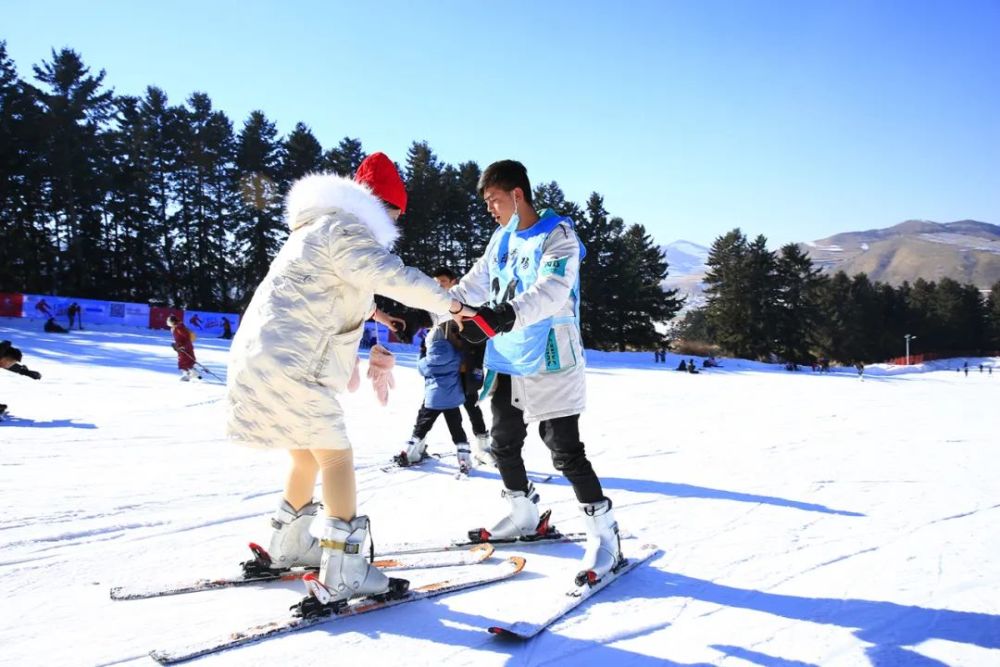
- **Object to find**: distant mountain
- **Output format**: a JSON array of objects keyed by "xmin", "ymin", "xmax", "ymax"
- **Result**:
[
  {"xmin": 663, "ymin": 240, "xmax": 709, "ymax": 276},
  {"xmin": 801, "ymin": 219, "xmax": 1000, "ymax": 288},
  {"xmin": 662, "ymin": 240, "xmax": 710, "ymax": 309},
  {"xmin": 657, "ymin": 220, "xmax": 1000, "ymax": 310}
]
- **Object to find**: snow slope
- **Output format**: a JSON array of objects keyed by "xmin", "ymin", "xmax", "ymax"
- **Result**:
[{"xmin": 1, "ymin": 318, "xmax": 999, "ymax": 666}]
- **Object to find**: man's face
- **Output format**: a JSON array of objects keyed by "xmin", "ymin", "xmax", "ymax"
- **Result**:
[
  {"xmin": 482, "ymin": 186, "xmax": 518, "ymax": 226},
  {"xmin": 0, "ymin": 357, "xmax": 14, "ymax": 370},
  {"xmin": 434, "ymin": 275, "xmax": 457, "ymax": 289}
]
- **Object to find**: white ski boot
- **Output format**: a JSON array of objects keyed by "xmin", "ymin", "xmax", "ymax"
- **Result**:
[
  {"xmin": 470, "ymin": 483, "xmax": 550, "ymax": 542},
  {"xmin": 395, "ymin": 436, "xmax": 426, "ymax": 466},
  {"xmin": 265, "ymin": 499, "xmax": 322, "ymax": 570},
  {"xmin": 456, "ymin": 442, "xmax": 472, "ymax": 475},
  {"xmin": 576, "ymin": 498, "xmax": 623, "ymax": 585},
  {"xmin": 472, "ymin": 433, "xmax": 495, "ymax": 467},
  {"xmin": 243, "ymin": 499, "xmax": 322, "ymax": 577},
  {"xmin": 302, "ymin": 515, "xmax": 406, "ymax": 609}
]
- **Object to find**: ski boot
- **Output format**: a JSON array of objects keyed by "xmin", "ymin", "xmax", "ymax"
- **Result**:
[
  {"xmin": 574, "ymin": 498, "xmax": 625, "ymax": 587},
  {"xmin": 472, "ymin": 433, "xmax": 495, "ymax": 467},
  {"xmin": 456, "ymin": 442, "xmax": 472, "ymax": 476},
  {"xmin": 393, "ymin": 436, "xmax": 426, "ymax": 467},
  {"xmin": 293, "ymin": 515, "xmax": 408, "ymax": 618},
  {"xmin": 469, "ymin": 483, "xmax": 553, "ymax": 542},
  {"xmin": 242, "ymin": 499, "xmax": 322, "ymax": 577}
]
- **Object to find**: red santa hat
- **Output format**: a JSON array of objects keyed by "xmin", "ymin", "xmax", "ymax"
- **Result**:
[{"xmin": 354, "ymin": 152, "xmax": 407, "ymax": 214}]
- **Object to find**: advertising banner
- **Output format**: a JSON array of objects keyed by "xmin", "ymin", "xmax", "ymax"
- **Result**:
[
  {"xmin": 22, "ymin": 295, "xmax": 150, "ymax": 328},
  {"xmin": 23, "ymin": 294, "xmax": 71, "ymax": 320},
  {"xmin": 182, "ymin": 310, "xmax": 240, "ymax": 338},
  {"xmin": 150, "ymin": 307, "xmax": 184, "ymax": 330},
  {"xmin": 18, "ymin": 293, "xmax": 239, "ymax": 334}
]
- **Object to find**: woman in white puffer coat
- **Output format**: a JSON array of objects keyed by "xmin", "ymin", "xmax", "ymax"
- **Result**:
[{"xmin": 227, "ymin": 153, "xmax": 471, "ymax": 607}]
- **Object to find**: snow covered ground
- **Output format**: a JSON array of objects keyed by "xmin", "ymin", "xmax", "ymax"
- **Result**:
[{"xmin": 1, "ymin": 316, "xmax": 998, "ymax": 666}]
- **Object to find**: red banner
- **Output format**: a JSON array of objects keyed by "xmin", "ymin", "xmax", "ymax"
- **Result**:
[{"xmin": 0, "ymin": 292, "xmax": 24, "ymax": 318}]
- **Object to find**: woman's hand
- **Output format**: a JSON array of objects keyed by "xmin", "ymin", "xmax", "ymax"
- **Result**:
[{"xmin": 449, "ymin": 300, "xmax": 477, "ymax": 329}]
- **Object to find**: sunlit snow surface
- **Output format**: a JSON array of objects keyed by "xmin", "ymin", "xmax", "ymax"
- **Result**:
[{"xmin": 1, "ymin": 317, "xmax": 998, "ymax": 666}]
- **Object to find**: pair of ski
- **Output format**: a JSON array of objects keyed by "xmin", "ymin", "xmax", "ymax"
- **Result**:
[
  {"xmin": 123, "ymin": 529, "xmax": 656, "ymax": 664},
  {"xmin": 112, "ymin": 512, "xmax": 610, "ymax": 600},
  {"xmin": 381, "ymin": 450, "xmax": 554, "ymax": 484}
]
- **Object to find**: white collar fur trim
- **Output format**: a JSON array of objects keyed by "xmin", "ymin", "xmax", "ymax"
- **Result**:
[{"xmin": 285, "ymin": 173, "xmax": 400, "ymax": 248}]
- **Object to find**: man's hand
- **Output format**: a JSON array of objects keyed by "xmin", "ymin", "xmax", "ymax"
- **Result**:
[{"xmin": 459, "ymin": 303, "xmax": 516, "ymax": 344}]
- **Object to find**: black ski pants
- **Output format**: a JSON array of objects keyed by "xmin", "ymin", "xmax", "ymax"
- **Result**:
[
  {"xmin": 412, "ymin": 404, "xmax": 468, "ymax": 444},
  {"xmin": 490, "ymin": 373, "xmax": 603, "ymax": 504},
  {"xmin": 463, "ymin": 393, "xmax": 487, "ymax": 436}
]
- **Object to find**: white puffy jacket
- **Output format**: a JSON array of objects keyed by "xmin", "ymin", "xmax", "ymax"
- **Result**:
[
  {"xmin": 451, "ymin": 217, "xmax": 586, "ymax": 423},
  {"xmin": 226, "ymin": 174, "xmax": 453, "ymax": 450}
]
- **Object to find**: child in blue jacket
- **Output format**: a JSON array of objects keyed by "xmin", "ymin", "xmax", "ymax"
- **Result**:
[{"xmin": 398, "ymin": 320, "xmax": 472, "ymax": 473}]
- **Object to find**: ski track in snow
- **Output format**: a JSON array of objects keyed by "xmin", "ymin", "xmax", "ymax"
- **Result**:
[{"xmin": 2, "ymin": 318, "xmax": 1000, "ymax": 666}]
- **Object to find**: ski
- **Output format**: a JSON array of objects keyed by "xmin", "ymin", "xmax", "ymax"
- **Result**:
[
  {"xmin": 111, "ymin": 543, "xmax": 495, "ymax": 600},
  {"xmin": 381, "ymin": 451, "xmax": 552, "ymax": 484},
  {"xmin": 375, "ymin": 520, "xmax": 634, "ymax": 557},
  {"xmin": 488, "ymin": 543, "xmax": 660, "ymax": 640},
  {"xmin": 148, "ymin": 555, "xmax": 526, "ymax": 665},
  {"xmin": 380, "ymin": 450, "xmax": 454, "ymax": 473}
]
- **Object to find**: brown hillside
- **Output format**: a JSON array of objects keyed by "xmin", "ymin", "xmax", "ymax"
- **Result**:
[{"xmin": 800, "ymin": 220, "xmax": 1000, "ymax": 288}]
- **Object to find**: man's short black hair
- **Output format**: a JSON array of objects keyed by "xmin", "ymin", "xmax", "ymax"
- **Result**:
[
  {"xmin": 477, "ymin": 160, "xmax": 533, "ymax": 206},
  {"xmin": 0, "ymin": 345, "xmax": 22, "ymax": 363},
  {"xmin": 432, "ymin": 266, "xmax": 457, "ymax": 281}
]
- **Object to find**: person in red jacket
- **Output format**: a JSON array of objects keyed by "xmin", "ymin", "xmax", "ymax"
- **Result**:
[{"xmin": 167, "ymin": 315, "xmax": 201, "ymax": 381}]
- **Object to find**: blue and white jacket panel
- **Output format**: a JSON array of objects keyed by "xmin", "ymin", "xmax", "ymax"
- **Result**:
[{"xmin": 451, "ymin": 209, "xmax": 586, "ymax": 422}]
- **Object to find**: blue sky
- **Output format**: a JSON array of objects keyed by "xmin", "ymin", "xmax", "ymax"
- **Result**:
[{"xmin": 5, "ymin": 0, "xmax": 999, "ymax": 248}]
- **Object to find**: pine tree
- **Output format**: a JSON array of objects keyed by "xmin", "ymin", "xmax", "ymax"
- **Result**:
[
  {"xmin": 0, "ymin": 41, "xmax": 51, "ymax": 293},
  {"xmin": 704, "ymin": 229, "xmax": 752, "ymax": 358},
  {"xmin": 986, "ymin": 281, "xmax": 1000, "ymax": 351},
  {"xmin": 575, "ymin": 193, "xmax": 624, "ymax": 349},
  {"xmin": 612, "ymin": 224, "xmax": 683, "ymax": 350},
  {"xmin": 323, "ymin": 137, "xmax": 365, "ymax": 176},
  {"xmin": 104, "ymin": 94, "xmax": 159, "ymax": 301},
  {"xmin": 180, "ymin": 93, "xmax": 236, "ymax": 310},
  {"xmin": 137, "ymin": 86, "xmax": 183, "ymax": 303},
  {"xmin": 450, "ymin": 160, "xmax": 493, "ymax": 272},
  {"xmin": 30, "ymin": 48, "xmax": 115, "ymax": 296},
  {"xmin": 772, "ymin": 243, "xmax": 823, "ymax": 363},
  {"xmin": 396, "ymin": 141, "xmax": 443, "ymax": 270},
  {"xmin": 283, "ymin": 122, "xmax": 324, "ymax": 184},
  {"xmin": 232, "ymin": 110, "xmax": 286, "ymax": 305}
]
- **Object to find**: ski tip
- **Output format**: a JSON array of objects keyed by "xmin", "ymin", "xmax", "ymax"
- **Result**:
[
  {"xmin": 488, "ymin": 626, "xmax": 525, "ymax": 639},
  {"xmin": 507, "ymin": 556, "xmax": 527, "ymax": 573},
  {"xmin": 471, "ymin": 543, "xmax": 495, "ymax": 559}
]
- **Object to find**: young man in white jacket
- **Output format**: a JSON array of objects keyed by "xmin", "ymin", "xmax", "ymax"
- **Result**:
[
  {"xmin": 450, "ymin": 160, "xmax": 623, "ymax": 584},
  {"xmin": 227, "ymin": 153, "xmax": 473, "ymax": 610}
]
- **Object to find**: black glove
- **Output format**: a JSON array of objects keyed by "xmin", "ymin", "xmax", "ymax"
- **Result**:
[
  {"xmin": 459, "ymin": 303, "xmax": 516, "ymax": 344},
  {"xmin": 394, "ymin": 310, "xmax": 433, "ymax": 345},
  {"xmin": 171, "ymin": 343, "xmax": 177, "ymax": 351}
]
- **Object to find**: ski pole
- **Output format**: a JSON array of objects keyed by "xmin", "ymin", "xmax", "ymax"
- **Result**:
[{"xmin": 176, "ymin": 346, "xmax": 225, "ymax": 384}]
